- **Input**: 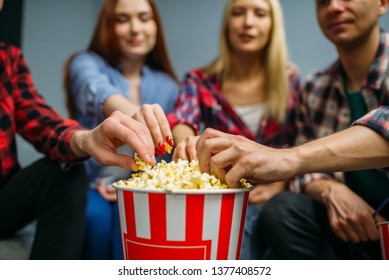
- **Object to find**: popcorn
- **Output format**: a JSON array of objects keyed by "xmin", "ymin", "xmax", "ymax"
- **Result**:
[
  {"xmin": 117, "ymin": 154, "xmax": 252, "ymax": 191},
  {"xmin": 117, "ymin": 158, "xmax": 228, "ymax": 191},
  {"xmin": 134, "ymin": 153, "xmax": 152, "ymax": 172}
]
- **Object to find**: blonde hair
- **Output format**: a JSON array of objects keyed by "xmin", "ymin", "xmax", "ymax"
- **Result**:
[{"xmin": 203, "ymin": 0, "xmax": 289, "ymax": 122}]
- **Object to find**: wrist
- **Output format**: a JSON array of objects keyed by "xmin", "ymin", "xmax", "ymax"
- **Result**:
[
  {"xmin": 284, "ymin": 147, "xmax": 302, "ymax": 178},
  {"xmin": 70, "ymin": 130, "xmax": 89, "ymax": 158}
]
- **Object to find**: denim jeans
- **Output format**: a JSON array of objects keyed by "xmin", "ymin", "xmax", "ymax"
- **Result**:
[{"xmin": 240, "ymin": 204, "xmax": 263, "ymax": 260}]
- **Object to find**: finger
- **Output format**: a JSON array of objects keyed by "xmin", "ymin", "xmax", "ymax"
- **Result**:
[
  {"xmin": 172, "ymin": 149, "xmax": 180, "ymax": 162},
  {"xmin": 110, "ymin": 111, "xmax": 154, "ymax": 151},
  {"xmin": 152, "ymin": 104, "xmax": 172, "ymax": 143},
  {"xmin": 197, "ymin": 135, "xmax": 233, "ymax": 174},
  {"xmin": 225, "ymin": 163, "xmax": 249, "ymax": 188},
  {"xmin": 366, "ymin": 214, "xmax": 383, "ymax": 241},
  {"xmin": 348, "ymin": 219, "xmax": 370, "ymax": 242},
  {"xmin": 96, "ymin": 183, "xmax": 106, "ymax": 196},
  {"xmin": 97, "ymin": 151, "xmax": 139, "ymax": 171},
  {"xmin": 328, "ymin": 208, "xmax": 349, "ymax": 242},
  {"xmin": 207, "ymin": 145, "xmax": 240, "ymax": 185},
  {"xmin": 339, "ymin": 221, "xmax": 360, "ymax": 243},
  {"xmin": 195, "ymin": 128, "xmax": 229, "ymax": 157},
  {"xmin": 187, "ymin": 138, "xmax": 198, "ymax": 161},
  {"xmin": 173, "ymin": 142, "xmax": 190, "ymax": 161},
  {"xmin": 142, "ymin": 104, "xmax": 170, "ymax": 147},
  {"xmin": 131, "ymin": 107, "xmax": 160, "ymax": 147},
  {"xmin": 112, "ymin": 113, "xmax": 156, "ymax": 164},
  {"xmin": 106, "ymin": 185, "xmax": 116, "ymax": 193}
]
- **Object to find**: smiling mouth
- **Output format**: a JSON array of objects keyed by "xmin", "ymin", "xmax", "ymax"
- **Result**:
[
  {"xmin": 127, "ymin": 40, "xmax": 142, "ymax": 46},
  {"xmin": 328, "ymin": 20, "xmax": 352, "ymax": 30},
  {"xmin": 239, "ymin": 34, "xmax": 255, "ymax": 41}
]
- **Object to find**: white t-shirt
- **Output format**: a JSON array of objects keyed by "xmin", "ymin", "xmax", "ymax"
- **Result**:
[{"xmin": 233, "ymin": 103, "xmax": 264, "ymax": 135}]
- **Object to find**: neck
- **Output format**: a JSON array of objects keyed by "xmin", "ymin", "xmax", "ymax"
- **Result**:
[
  {"xmin": 227, "ymin": 52, "xmax": 264, "ymax": 80},
  {"xmin": 337, "ymin": 28, "xmax": 380, "ymax": 91},
  {"xmin": 121, "ymin": 57, "xmax": 145, "ymax": 78}
]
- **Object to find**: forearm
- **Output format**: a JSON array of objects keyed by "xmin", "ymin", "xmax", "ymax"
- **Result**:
[
  {"xmin": 104, "ymin": 94, "xmax": 139, "ymax": 117},
  {"xmin": 294, "ymin": 125, "xmax": 389, "ymax": 174},
  {"xmin": 172, "ymin": 124, "xmax": 195, "ymax": 145}
]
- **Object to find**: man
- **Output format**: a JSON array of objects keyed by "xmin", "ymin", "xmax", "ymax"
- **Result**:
[
  {"xmin": 0, "ymin": 0, "xmax": 171, "ymax": 259},
  {"xmin": 197, "ymin": 106, "xmax": 389, "ymax": 187},
  {"xmin": 260, "ymin": 0, "xmax": 389, "ymax": 259},
  {"xmin": 198, "ymin": 0, "xmax": 389, "ymax": 259}
]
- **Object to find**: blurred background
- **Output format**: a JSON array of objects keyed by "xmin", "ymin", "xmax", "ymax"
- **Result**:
[{"xmin": 0, "ymin": 0, "xmax": 387, "ymax": 166}]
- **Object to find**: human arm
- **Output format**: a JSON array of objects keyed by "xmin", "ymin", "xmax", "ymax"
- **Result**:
[
  {"xmin": 304, "ymin": 179, "xmax": 384, "ymax": 243},
  {"xmin": 293, "ymin": 124, "xmax": 389, "ymax": 174},
  {"xmin": 70, "ymin": 110, "xmax": 156, "ymax": 170},
  {"xmin": 68, "ymin": 53, "xmax": 172, "ymax": 153},
  {"xmin": 68, "ymin": 52, "xmax": 138, "ymax": 122},
  {"xmin": 8, "ymin": 46, "xmax": 156, "ymax": 168},
  {"xmin": 249, "ymin": 182, "xmax": 286, "ymax": 205},
  {"xmin": 167, "ymin": 70, "xmax": 204, "ymax": 161},
  {"xmin": 196, "ymin": 125, "xmax": 389, "ymax": 188},
  {"xmin": 103, "ymin": 94, "xmax": 139, "ymax": 118}
]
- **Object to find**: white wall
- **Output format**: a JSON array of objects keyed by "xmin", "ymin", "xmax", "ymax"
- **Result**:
[{"xmin": 18, "ymin": 0, "xmax": 389, "ymax": 167}]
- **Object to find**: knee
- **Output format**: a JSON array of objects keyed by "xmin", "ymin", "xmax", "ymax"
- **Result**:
[
  {"xmin": 49, "ymin": 162, "xmax": 88, "ymax": 199},
  {"xmin": 259, "ymin": 192, "xmax": 304, "ymax": 228},
  {"xmin": 39, "ymin": 159, "xmax": 88, "ymax": 212}
]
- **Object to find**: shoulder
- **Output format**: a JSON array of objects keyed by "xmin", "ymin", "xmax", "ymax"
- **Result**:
[
  {"xmin": 183, "ymin": 68, "xmax": 217, "ymax": 84},
  {"xmin": 71, "ymin": 51, "xmax": 109, "ymax": 67},
  {"xmin": 0, "ymin": 42, "xmax": 24, "ymax": 63},
  {"xmin": 303, "ymin": 60, "xmax": 340, "ymax": 91}
]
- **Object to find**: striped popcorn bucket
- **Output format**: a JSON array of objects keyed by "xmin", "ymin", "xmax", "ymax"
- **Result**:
[
  {"xmin": 113, "ymin": 185, "xmax": 250, "ymax": 260},
  {"xmin": 377, "ymin": 221, "xmax": 389, "ymax": 260}
]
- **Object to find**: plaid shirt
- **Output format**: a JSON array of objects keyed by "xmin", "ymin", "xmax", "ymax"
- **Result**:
[
  {"xmin": 0, "ymin": 43, "xmax": 82, "ymax": 184},
  {"xmin": 291, "ymin": 30, "xmax": 389, "ymax": 193},
  {"xmin": 168, "ymin": 65, "xmax": 301, "ymax": 147},
  {"xmin": 353, "ymin": 106, "xmax": 389, "ymax": 141}
]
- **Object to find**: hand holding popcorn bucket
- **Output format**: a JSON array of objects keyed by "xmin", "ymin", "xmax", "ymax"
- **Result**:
[{"xmin": 113, "ymin": 158, "xmax": 252, "ymax": 260}]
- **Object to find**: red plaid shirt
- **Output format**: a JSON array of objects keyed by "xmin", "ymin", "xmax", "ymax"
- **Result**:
[
  {"xmin": 0, "ymin": 43, "xmax": 83, "ymax": 184},
  {"xmin": 168, "ymin": 65, "xmax": 301, "ymax": 147}
]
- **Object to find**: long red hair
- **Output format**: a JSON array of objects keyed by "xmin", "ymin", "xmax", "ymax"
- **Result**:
[{"xmin": 64, "ymin": 0, "xmax": 176, "ymax": 118}]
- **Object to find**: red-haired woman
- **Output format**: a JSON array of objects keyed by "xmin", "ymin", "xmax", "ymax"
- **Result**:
[{"xmin": 64, "ymin": 0, "xmax": 178, "ymax": 259}]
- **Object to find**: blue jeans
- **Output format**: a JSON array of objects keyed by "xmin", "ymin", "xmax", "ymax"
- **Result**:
[
  {"xmin": 240, "ymin": 204, "xmax": 263, "ymax": 260},
  {"xmin": 82, "ymin": 189, "xmax": 123, "ymax": 260}
]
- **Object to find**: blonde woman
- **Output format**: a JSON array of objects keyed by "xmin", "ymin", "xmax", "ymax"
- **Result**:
[{"xmin": 168, "ymin": 0, "xmax": 301, "ymax": 259}]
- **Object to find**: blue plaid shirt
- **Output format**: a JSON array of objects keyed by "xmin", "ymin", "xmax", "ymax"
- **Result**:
[
  {"xmin": 353, "ymin": 106, "xmax": 389, "ymax": 141},
  {"xmin": 291, "ymin": 30, "xmax": 389, "ymax": 192}
]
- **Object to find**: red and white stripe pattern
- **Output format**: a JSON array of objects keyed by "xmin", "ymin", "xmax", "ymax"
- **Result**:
[
  {"xmin": 378, "ymin": 222, "xmax": 389, "ymax": 260},
  {"xmin": 117, "ymin": 189, "xmax": 249, "ymax": 260}
]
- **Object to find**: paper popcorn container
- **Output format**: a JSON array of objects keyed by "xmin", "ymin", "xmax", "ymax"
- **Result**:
[
  {"xmin": 377, "ymin": 221, "xmax": 389, "ymax": 260},
  {"xmin": 113, "ymin": 185, "xmax": 250, "ymax": 260}
]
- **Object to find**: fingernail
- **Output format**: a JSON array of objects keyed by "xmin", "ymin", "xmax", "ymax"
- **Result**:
[
  {"xmin": 145, "ymin": 153, "xmax": 155, "ymax": 164},
  {"xmin": 155, "ymin": 147, "xmax": 162, "ymax": 158},
  {"xmin": 166, "ymin": 136, "xmax": 173, "ymax": 147},
  {"xmin": 158, "ymin": 142, "xmax": 166, "ymax": 154}
]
